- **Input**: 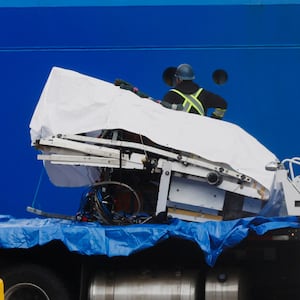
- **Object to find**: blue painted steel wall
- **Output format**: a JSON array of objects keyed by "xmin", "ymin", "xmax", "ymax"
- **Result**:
[{"xmin": 0, "ymin": 3, "xmax": 299, "ymax": 218}]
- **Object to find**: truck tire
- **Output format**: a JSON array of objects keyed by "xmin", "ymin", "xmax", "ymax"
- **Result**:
[{"xmin": 2, "ymin": 263, "xmax": 72, "ymax": 300}]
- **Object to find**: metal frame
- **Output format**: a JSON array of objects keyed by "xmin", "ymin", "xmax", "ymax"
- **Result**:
[{"xmin": 34, "ymin": 134, "xmax": 300, "ymax": 221}]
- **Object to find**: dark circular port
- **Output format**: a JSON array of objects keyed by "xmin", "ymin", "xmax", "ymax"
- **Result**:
[{"xmin": 212, "ymin": 69, "xmax": 228, "ymax": 85}]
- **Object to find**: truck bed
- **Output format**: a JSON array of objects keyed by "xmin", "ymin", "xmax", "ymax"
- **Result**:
[{"xmin": 1, "ymin": 215, "xmax": 299, "ymax": 267}]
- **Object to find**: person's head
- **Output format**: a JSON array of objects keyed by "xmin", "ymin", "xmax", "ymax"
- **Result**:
[{"xmin": 174, "ymin": 64, "xmax": 195, "ymax": 82}]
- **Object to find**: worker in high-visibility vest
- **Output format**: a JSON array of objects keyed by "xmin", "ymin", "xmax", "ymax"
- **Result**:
[{"xmin": 161, "ymin": 63, "xmax": 227, "ymax": 120}]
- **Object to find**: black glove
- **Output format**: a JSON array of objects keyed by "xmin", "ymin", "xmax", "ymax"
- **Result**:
[
  {"xmin": 211, "ymin": 108, "xmax": 226, "ymax": 120},
  {"xmin": 161, "ymin": 101, "xmax": 183, "ymax": 111},
  {"xmin": 114, "ymin": 78, "xmax": 149, "ymax": 98}
]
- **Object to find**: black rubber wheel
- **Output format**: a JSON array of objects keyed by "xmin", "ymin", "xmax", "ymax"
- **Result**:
[{"xmin": 2, "ymin": 263, "xmax": 72, "ymax": 300}]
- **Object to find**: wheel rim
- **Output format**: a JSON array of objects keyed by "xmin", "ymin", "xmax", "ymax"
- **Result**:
[{"xmin": 5, "ymin": 282, "xmax": 50, "ymax": 300}]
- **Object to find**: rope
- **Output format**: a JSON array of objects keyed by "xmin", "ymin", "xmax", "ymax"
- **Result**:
[{"xmin": 31, "ymin": 167, "xmax": 45, "ymax": 208}]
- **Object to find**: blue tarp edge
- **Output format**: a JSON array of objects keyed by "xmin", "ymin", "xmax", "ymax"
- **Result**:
[{"xmin": 0, "ymin": 215, "xmax": 299, "ymax": 266}]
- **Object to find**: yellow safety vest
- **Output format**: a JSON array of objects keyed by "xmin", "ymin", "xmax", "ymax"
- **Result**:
[{"xmin": 170, "ymin": 88, "xmax": 204, "ymax": 115}]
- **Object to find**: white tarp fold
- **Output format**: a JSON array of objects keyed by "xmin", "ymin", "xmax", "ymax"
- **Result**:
[{"xmin": 30, "ymin": 67, "xmax": 277, "ymax": 191}]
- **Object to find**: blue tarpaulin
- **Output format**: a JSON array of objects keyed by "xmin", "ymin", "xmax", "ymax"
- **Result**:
[{"xmin": 0, "ymin": 215, "xmax": 299, "ymax": 266}]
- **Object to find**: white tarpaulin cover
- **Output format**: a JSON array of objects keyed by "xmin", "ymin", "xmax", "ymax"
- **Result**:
[{"xmin": 29, "ymin": 67, "xmax": 277, "ymax": 192}]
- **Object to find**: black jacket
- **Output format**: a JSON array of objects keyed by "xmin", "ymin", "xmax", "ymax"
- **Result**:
[{"xmin": 162, "ymin": 80, "xmax": 227, "ymax": 117}]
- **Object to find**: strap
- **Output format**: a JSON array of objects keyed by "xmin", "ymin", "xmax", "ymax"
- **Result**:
[
  {"xmin": 31, "ymin": 166, "xmax": 45, "ymax": 208},
  {"xmin": 171, "ymin": 88, "xmax": 204, "ymax": 115}
]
